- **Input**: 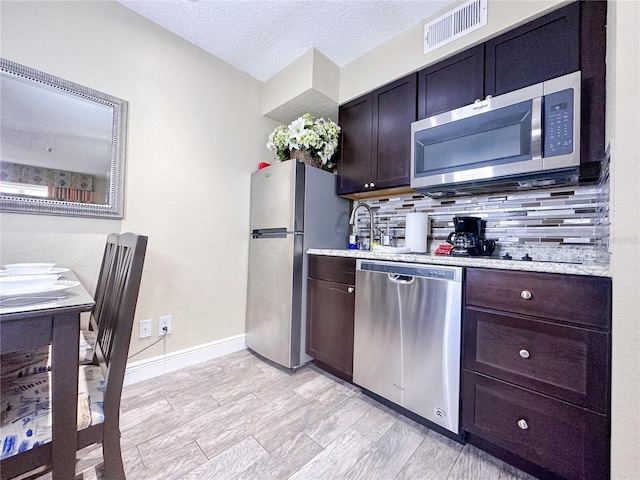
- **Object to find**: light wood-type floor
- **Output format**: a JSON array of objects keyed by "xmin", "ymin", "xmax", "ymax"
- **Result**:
[{"xmin": 66, "ymin": 349, "xmax": 538, "ymax": 480}]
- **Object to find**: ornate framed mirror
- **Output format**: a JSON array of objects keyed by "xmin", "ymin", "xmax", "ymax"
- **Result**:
[{"xmin": 1, "ymin": 58, "xmax": 128, "ymax": 219}]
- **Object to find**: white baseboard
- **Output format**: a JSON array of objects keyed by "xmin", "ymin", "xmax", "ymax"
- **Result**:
[{"xmin": 124, "ymin": 334, "xmax": 246, "ymax": 386}]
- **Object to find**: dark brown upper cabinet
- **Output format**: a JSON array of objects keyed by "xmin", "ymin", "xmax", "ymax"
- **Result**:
[
  {"xmin": 485, "ymin": 0, "xmax": 607, "ymax": 179},
  {"xmin": 418, "ymin": 3, "xmax": 581, "ymax": 121},
  {"xmin": 418, "ymin": 45, "xmax": 485, "ymax": 119},
  {"xmin": 484, "ymin": 2, "xmax": 580, "ymax": 97},
  {"xmin": 337, "ymin": 73, "xmax": 417, "ymax": 196},
  {"xmin": 416, "ymin": 1, "xmax": 606, "ymax": 179}
]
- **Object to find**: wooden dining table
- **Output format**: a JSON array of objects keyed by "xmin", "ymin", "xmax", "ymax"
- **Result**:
[{"xmin": 0, "ymin": 271, "xmax": 94, "ymax": 479}]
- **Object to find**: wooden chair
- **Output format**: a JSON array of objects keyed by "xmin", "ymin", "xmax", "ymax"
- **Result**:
[
  {"xmin": 0, "ymin": 232, "xmax": 148, "ymax": 479},
  {"xmin": 1, "ymin": 233, "xmax": 122, "ymax": 376}
]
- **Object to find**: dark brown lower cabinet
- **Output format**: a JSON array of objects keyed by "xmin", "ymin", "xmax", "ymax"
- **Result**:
[
  {"xmin": 306, "ymin": 256, "xmax": 356, "ymax": 381},
  {"xmin": 462, "ymin": 268, "xmax": 612, "ymax": 480}
]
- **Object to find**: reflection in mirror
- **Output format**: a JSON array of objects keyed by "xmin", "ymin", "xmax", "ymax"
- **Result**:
[{"xmin": 1, "ymin": 58, "xmax": 128, "ymax": 218}]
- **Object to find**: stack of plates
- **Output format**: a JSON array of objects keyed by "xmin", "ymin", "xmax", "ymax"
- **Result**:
[{"xmin": 0, "ymin": 263, "xmax": 76, "ymax": 299}]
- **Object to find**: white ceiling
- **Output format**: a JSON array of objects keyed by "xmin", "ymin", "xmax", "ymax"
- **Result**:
[{"xmin": 118, "ymin": 0, "xmax": 457, "ymax": 82}]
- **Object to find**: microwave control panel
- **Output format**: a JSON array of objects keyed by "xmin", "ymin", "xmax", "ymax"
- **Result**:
[{"xmin": 543, "ymin": 88, "xmax": 574, "ymax": 157}]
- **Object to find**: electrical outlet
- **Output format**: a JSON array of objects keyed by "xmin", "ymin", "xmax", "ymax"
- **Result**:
[
  {"xmin": 139, "ymin": 319, "xmax": 152, "ymax": 338},
  {"xmin": 159, "ymin": 315, "xmax": 172, "ymax": 335}
]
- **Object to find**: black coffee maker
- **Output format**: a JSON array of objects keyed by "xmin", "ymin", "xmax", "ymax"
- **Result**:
[{"xmin": 446, "ymin": 216, "xmax": 496, "ymax": 256}]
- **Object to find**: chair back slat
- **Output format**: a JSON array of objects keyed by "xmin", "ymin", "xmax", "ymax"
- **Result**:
[
  {"xmin": 92, "ymin": 233, "xmax": 147, "ymax": 417},
  {"xmin": 92, "ymin": 233, "xmax": 120, "ymax": 328}
]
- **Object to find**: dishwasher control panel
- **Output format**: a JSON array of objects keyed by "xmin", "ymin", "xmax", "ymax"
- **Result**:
[{"xmin": 358, "ymin": 260, "xmax": 462, "ymax": 281}]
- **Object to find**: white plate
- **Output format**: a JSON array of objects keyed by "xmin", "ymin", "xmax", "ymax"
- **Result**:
[
  {"xmin": 0, "ymin": 267, "xmax": 69, "ymax": 277},
  {"xmin": 0, "ymin": 280, "xmax": 80, "ymax": 299},
  {"xmin": 2, "ymin": 262, "xmax": 56, "ymax": 275}
]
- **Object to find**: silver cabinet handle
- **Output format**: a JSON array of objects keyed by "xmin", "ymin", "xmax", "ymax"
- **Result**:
[
  {"xmin": 364, "ymin": 183, "xmax": 370, "ymax": 188},
  {"xmin": 517, "ymin": 419, "xmax": 529, "ymax": 430},
  {"xmin": 347, "ymin": 286, "xmax": 354, "ymax": 293},
  {"xmin": 519, "ymin": 349, "xmax": 530, "ymax": 359},
  {"xmin": 521, "ymin": 290, "xmax": 532, "ymax": 300},
  {"xmin": 370, "ymin": 182, "xmax": 375, "ymax": 188}
]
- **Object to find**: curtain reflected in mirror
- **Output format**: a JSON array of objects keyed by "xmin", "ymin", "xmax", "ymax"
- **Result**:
[{"xmin": 0, "ymin": 58, "xmax": 128, "ymax": 219}]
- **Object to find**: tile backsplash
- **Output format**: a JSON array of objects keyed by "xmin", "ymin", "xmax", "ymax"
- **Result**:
[{"xmin": 352, "ymin": 177, "xmax": 610, "ymax": 265}]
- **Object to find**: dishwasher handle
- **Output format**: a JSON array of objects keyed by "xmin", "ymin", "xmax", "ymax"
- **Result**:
[{"xmin": 388, "ymin": 274, "xmax": 415, "ymax": 285}]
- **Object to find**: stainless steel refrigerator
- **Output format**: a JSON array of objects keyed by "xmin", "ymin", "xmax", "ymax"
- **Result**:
[{"xmin": 246, "ymin": 160, "xmax": 350, "ymax": 369}]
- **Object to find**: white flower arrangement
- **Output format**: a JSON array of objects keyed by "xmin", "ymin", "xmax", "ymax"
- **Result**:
[{"xmin": 266, "ymin": 114, "xmax": 340, "ymax": 169}]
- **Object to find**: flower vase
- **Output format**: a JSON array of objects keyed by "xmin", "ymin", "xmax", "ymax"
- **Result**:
[{"xmin": 290, "ymin": 149, "xmax": 323, "ymax": 169}]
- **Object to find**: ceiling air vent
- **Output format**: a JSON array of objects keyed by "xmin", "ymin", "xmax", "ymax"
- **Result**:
[{"xmin": 423, "ymin": 0, "xmax": 487, "ymax": 54}]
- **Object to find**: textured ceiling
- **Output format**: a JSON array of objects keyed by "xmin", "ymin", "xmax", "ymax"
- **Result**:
[{"xmin": 118, "ymin": 0, "xmax": 456, "ymax": 82}]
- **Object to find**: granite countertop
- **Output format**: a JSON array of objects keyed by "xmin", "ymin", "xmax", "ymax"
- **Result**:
[{"xmin": 307, "ymin": 248, "xmax": 610, "ymax": 277}]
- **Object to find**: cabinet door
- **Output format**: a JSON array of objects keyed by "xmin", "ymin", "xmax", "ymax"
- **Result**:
[
  {"xmin": 418, "ymin": 45, "xmax": 485, "ymax": 119},
  {"xmin": 337, "ymin": 95, "xmax": 373, "ymax": 195},
  {"xmin": 371, "ymin": 73, "xmax": 416, "ymax": 190},
  {"xmin": 485, "ymin": 2, "xmax": 579, "ymax": 97},
  {"xmin": 578, "ymin": 0, "xmax": 607, "ymax": 181},
  {"xmin": 306, "ymin": 277, "xmax": 355, "ymax": 379}
]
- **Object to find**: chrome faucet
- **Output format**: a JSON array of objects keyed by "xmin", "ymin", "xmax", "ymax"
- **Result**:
[{"xmin": 349, "ymin": 202, "xmax": 375, "ymax": 250}]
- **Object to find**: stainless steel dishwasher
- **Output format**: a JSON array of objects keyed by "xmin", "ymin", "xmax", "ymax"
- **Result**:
[{"xmin": 353, "ymin": 259, "xmax": 463, "ymax": 435}]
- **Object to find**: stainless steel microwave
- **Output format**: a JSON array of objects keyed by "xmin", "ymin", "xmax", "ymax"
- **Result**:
[{"xmin": 410, "ymin": 71, "xmax": 581, "ymax": 197}]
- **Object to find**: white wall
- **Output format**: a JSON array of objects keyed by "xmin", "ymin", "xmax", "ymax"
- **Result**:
[
  {"xmin": 606, "ymin": 1, "xmax": 640, "ymax": 478},
  {"xmin": 0, "ymin": 1, "xmax": 279, "ymax": 359}
]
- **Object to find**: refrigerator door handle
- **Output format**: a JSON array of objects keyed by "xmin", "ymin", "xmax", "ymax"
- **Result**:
[{"xmin": 252, "ymin": 227, "xmax": 288, "ymax": 238}]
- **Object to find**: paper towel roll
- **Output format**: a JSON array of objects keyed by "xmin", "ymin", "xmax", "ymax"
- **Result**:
[{"xmin": 405, "ymin": 212, "xmax": 429, "ymax": 253}]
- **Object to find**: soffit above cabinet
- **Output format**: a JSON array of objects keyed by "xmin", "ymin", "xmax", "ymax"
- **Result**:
[
  {"xmin": 262, "ymin": 48, "xmax": 340, "ymax": 124},
  {"xmin": 263, "ymin": 89, "xmax": 339, "ymax": 125}
]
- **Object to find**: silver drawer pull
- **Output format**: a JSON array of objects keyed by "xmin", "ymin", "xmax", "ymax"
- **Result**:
[
  {"xmin": 517, "ymin": 419, "xmax": 529, "ymax": 430},
  {"xmin": 519, "ymin": 349, "xmax": 530, "ymax": 359},
  {"xmin": 347, "ymin": 286, "xmax": 354, "ymax": 293},
  {"xmin": 364, "ymin": 183, "xmax": 370, "ymax": 188},
  {"xmin": 370, "ymin": 182, "xmax": 375, "ymax": 188},
  {"xmin": 520, "ymin": 290, "xmax": 532, "ymax": 300}
]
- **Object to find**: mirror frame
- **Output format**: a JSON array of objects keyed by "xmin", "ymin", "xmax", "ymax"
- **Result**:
[{"xmin": 1, "ymin": 58, "xmax": 128, "ymax": 219}]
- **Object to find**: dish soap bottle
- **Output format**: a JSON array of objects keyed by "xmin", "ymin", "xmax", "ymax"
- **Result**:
[
  {"xmin": 382, "ymin": 224, "xmax": 393, "ymax": 247},
  {"xmin": 348, "ymin": 226, "xmax": 359, "ymax": 250}
]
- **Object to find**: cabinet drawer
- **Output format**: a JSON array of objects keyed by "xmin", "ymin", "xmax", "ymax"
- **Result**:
[
  {"xmin": 464, "ymin": 307, "xmax": 609, "ymax": 413},
  {"xmin": 308, "ymin": 255, "xmax": 355, "ymax": 284},
  {"xmin": 462, "ymin": 371, "xmax": 609, "ymax": 480},
  {"xmin": 465, "ymin": 268, "xmax": 611, "ymax": 329}
]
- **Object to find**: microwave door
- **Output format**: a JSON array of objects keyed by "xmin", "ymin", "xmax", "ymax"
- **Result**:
[{"xmin": 412, "ymin": 97, "xmax": 543, "ymax": 188}]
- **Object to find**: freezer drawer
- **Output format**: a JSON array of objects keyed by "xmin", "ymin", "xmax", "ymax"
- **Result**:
[{"xmin": 353, "ymin": 260, "xmax": 463, "ymax": 434}]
